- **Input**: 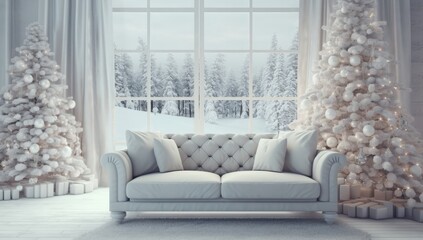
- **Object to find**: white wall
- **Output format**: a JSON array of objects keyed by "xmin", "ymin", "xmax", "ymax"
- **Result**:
[{"xmin": 410, "ymin": 0, "xmax": 423, "ymax": 133}]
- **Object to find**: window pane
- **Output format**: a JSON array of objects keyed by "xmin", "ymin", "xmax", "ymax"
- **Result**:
[
  {"xmin": 151, "ymin": 100, "xmax": 195, "ymax": 133},
  {"xmin": 253, "ymin": 0, "xmax": 299, "ymax": 8},
  {"xmin": 204, "ymin": 13, "xmax": 249, "ymax": 50},
  {"xmin": 204, "ymin": 100, "xmax": 249, "ymax": 133},
  {"xmin": 253, "ymin": 13, "xmax": 298, "ymax": 50},
  {"xmin": 252, "ymin": 100, "xmax": 296, "ymax": 132},
  {"xmin": 151, "ymin": 0, "xmax": 194, "ymax": 8},
  {"xmin": 204, "ymin": 0, "xmax": 249, "ymax": 8},
  {"xmin": 204, "ymin": 53, "xmax": 249, "ymax": 97},
  {"xmin": 151, "ymin": 13, "xmax": 194, "ymax": 50},
  {"xmin": 113, "ymin": 13, "xmax": 147, "ymax": 50},
  {"xmin": 115, "ymin": 52, "xmax": 147, "ymax": 97},
  {"xmin": 252, "ymin": 53, "xmax": 297, "ymax": 97},
  {"xmin": 113, "ymin": 0, "xmax": 147, "ymax": 8},
  {"xmin": 151, "ymin": 53, "xmax": 194, "ymax": 97},
  {"xmin": 114, "ymin": 100, "xmax": 148, "ymax": 142}
]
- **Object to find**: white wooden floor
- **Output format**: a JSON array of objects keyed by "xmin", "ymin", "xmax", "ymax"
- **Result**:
[{"xmin": 0, "ymin": 188, "xmax": 421, "ymax": 240}]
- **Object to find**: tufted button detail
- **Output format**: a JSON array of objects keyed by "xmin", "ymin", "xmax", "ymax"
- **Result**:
[{"xmin": 218, "ymin": 146, "xmax": 222, "ymax": 148}]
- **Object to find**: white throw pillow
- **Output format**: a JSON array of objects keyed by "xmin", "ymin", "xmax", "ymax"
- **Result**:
[
  {"xmin": 154, "ymin": 138, "xmax": 184, "ymax": 173},
  {"xmin": 253, "ymin": 138, "xmax": 287, "ymax": 172},
  {"xmin": 278, "ymin": 130, "xmax": 318, "ymax": 176},
  {"xmin": 126, "ymin": 131, "xmax": 162, "ymax": 177}
]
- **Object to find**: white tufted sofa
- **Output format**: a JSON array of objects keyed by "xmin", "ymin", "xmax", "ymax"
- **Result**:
[{"xmin": 101, "ymin": 133, "xmax": 346, "ymax": 224}]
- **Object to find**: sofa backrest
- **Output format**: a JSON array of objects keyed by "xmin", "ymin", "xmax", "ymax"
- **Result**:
[{"xmin": 163, "ymin": 133, "xmax": 275, "ymax": 175}]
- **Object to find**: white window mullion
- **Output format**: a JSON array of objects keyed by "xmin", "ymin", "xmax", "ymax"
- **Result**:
[
  {"xmin": 198, "ymin": 0, "xmax": 205, "ymax": 134},
  {"xmin": 146, "ymin": 0, "xmax": 151, "ymax": 131},
  {"xmin": 248, "ymin": 0, "xmax": 253, "ymax": 133},
  {"xmin": 193, "ymin": 0, "xmax": 201, "ymax": 133}
]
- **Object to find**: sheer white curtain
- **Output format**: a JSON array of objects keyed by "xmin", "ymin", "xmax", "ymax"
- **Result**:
[
  {"xmin": 376, "ymin": 0, "xmax": 411, "ymax": 111},
  {"xmin": 40, "ymin": 0, "xmax": 115, "ymax": 186},
  {"xmin": 298, "ymin": 0, "xmax": 411, "ymax": 109}
]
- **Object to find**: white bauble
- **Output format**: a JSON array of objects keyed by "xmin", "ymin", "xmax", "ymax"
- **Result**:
[
  {"xmin": 49, "ymin": 161, "xmax": 59, "ymax": 168},
  {"xmin": 68, "ymin": 100, "xmax": 76, "ymax": 109},
  {"xmin": 325, "ymin": 109, "xmax": 337, "ymax": 120},
  {"xmin": 61, "ymin": 146, "xmax": 73, "ymax": 158},
  {"xmin": 326, "ymin": 137, "xmax": 338, "ymax": 148},
  {"xmin": 23, "ymin": 74, "xmax": 34, "ymax": 83},
  {"xmin": 42, "ymin": 154, "xmax": 50, "ymax": 161},
  {"xmin": 406, "ymin": 188, "xmax": 416, "ymax": 198},
  {"xmin": 16, "ymin": 132, "xmax": 27, "ymax": 142},
  {"xmin": 347, "ymin": 172, "xmax": 357, "ymax": 181},
  {"xmin": 42, "ymin": 165, "xmax": 52, "ymax": 173},
  {"xmin": 375, "ymin": 183, "xmax": 384, "ymax": 190},
  {"xmin": 300, "ymin": 99, "xmax": 311, "ymax": 110},
  {"xmin": 387, "ymin": 172, "xmax": 397, "ymax": 182},
  {"xmin": 410, "ymin": 165, "xmax": 422, "ymax": 177},
  {"xmin": 356, "ymin": 35, "xmax": 367, "ymax": 44},
  {"xmin": 39, "ymin": 79, "xmax": 51, "ymax": 89},
  {"xmin": 340, "ymin": 50, "xmax": 349, "ymax": 57},
  {"xmin": 394, "ymin": 189, "xmax": 403, "ymax": 197},
  {"xmin": 14, "ymin": 60, "xmax": 27, "ymax": 71},
  {"xmin": 391, "ymin": 137, "xmax": 402, "ymax": 147},
  {"xmin": 29, "ymin": 144, "xmax": 40, "ymax": 153},
  {"xmin": 15, "ymin": 163, "xmax": 27, "ymax": 171},
  {"xmin": 343, "ymin": 91, "xmax": 354, "ymax": 102},
  {"xmin": 373, "ymin": 156, "xmax": 382, "ymax": 164},
  {"xmin": 340, "ymin": 69, "xmax": 349, "ymax": 77},
  {"xmin": 16, "ymin": 185, "xmax": 23, "ymax": 191},
  {"xmin": 29, "ymin": 177, "xmax": 38, "ymax": 184},
  {"xmin": 34, "ymin": 118, "xmax": 45, "ymax": 128},
  {"xmin": 382, "ymin": 162, "xmax": 394, "ymax": 172},
  {"xmin": 349, "ymin": 55, "xmax": 361, "ymax": 66},
  {"xmin": 328, "ymin": 56, "xmax": 340, "ymax": 67},
  {"xmin": 385, "ymin": 181, "xmax": 394, "ymax": 188},
  {"xmin": 363, "ymin": 125, "xmax": 375, "ymax": 136},
  {"xmin": 3, "ymin": 92, "xmax": 12, "ymax": 100}
]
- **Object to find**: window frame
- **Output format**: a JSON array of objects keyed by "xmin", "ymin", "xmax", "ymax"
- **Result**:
[{"xmin": 113, "ymin": 0, "xmax": 299, "ymax": 147}]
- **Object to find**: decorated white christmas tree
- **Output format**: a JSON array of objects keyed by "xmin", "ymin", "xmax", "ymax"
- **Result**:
[
  {"xmin": 291, "ymin": 0, "xmax": 423, "ymax": 206},
  {"xmin": 0, "ymin": 23, "xmax": 90, "ymax": 185}
]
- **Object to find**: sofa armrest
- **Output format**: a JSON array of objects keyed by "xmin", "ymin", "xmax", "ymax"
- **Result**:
[
  {"xmin": 101, "ymin": 150, "xmax": 133, "ymax": 202},
  {"xmin": 312, "ymin": 150, "xmax": 347, "ymax": 202}
]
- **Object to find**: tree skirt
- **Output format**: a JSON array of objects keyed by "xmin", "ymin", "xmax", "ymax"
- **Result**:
[{"xmin": 77, "ymin": 219, "xmax": 370, "ymax": 240}]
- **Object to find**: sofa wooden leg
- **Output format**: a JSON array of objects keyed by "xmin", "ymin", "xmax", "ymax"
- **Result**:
[
  {"xmin": 323, "ymin": 211, "xmax": 337, "ymax": 224},
  {"xmin": 111, "ymin": 211, "xmax": 126, "ymax": 223}
]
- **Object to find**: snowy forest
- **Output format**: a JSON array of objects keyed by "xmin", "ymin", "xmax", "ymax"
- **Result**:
[{"xmin": 114, "ymin": 33, "xmax": 298, "ymax": 132}]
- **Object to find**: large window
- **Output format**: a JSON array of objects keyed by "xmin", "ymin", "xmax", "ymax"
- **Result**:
[{"xmin": 113, "ymin": 0, "xmax": 299, "ymax": 147}]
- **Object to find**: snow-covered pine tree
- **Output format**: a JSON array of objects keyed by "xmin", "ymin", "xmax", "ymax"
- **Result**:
[
  {"xmin": 161, "ymin": 54, "xmax": 179, "ymax": 116},
  {"xmin": 161, "ymin": 78, "xmax": 179, "ymax": 116},
  {"xmin": 256, "ymin": 35, "xmax": 279, "ymax": 119},
  {"xmin": 291, "ymin": 0, "xmax": 423, "ymax": 206},
  {"xmin": 266, "ymin": 53, "xmax": 285, "ymax": 130},
  {"xmin": 0, "ymin": 23, "xmax": 90, "ymax": 185},
  {"xmin": 181, "ymin": 54, "xmax": 194, "ymax": 117},
  {"xmin": 130, "ymin": 38, "xmax": 148, "ymax": 111},
  {"xmin": 239, "ymin": 56, "xmax": 249, "ymax": 118},
  {"xmin": 114, "ymin": 52, "xmax": 131, "ymax": 107},
  {"xmin": 224, "ymin": 71, "xmax": 241, "ymax": 118},
  {"xmin": 253, "ymin": 69, "xmax": 264, "ymax": 118},
  {"xmin": 284, "ymin": 32, "xmax": 298, "ymax": 98},
  {"xmin": 208, "ymin": 54, "xmax": 226, "ymax": 116}
]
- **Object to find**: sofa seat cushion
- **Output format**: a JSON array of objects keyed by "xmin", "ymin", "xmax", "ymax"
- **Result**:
[
  {"xmin": 126, "ymin": 170, "xmax": 221, "ymax": 199},
  {"xmin": 221, "ymin": 171, "xmax": 320, "ymax": 200}
]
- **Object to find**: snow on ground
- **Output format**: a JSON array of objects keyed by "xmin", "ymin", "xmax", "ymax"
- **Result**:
[{"xmin": 114, "ymin": 106, "xmax": 272, "ymax": 143}]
